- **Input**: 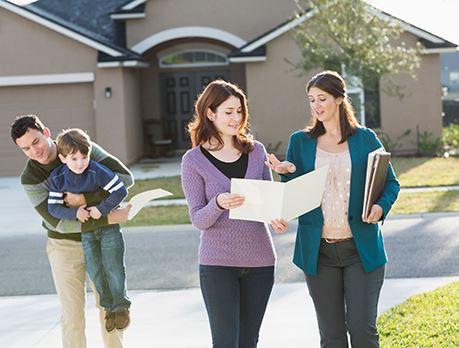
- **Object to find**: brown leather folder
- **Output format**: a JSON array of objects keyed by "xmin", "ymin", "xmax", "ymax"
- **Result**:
[{"xmin": 362, "ymin": 150, "xmax": 391, "ymax": 221}]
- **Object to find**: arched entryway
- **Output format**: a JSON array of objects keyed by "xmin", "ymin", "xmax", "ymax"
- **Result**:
[{"xmin": 140, "ymin": 39, "xmax": 245, "ymax": 155}]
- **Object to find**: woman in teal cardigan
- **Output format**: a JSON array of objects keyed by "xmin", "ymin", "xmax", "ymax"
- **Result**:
[{"xmin": 267, "ymin": 71, "xmax": 399, "ymax": 347}]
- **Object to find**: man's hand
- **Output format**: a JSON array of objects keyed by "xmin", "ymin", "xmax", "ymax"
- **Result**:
[
  {"xmin": 88, "ymin": 206, "xmax": 102, "ymax": 220},
  {"xmin": 76, "ymin": 205, "xmax": 90, "ymax": 223},
  {"xmin": 65, "ymin": 192, "xmax": 86, "ymax": 208},
  {"xmin": 107, "ymin": 204, "xmax": 132, "ymax": 224}
]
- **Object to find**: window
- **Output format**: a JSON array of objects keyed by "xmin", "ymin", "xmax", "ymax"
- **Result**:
[
  {"xmin": 159, "ymin": 50, "xmax": 228, "ymax": 68},
  {"xmin": 363, "ymin": 79, "xmax": 381, "ymax": 129}
]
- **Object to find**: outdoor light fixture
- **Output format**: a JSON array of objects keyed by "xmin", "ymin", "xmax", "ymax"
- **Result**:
[{"xmin": 104, "ymin": 87, "xmax": 112, "ymax": 99}]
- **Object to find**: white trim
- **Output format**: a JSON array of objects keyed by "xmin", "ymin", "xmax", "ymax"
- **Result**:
[
  {"xmin": 241, "ymin": 12, "xmax": 315, "ymax": 53},
  {"xmin": 110, "ymin": 13, "xmax": 145, "ymax": 20},
  {"xmin": 229, "ymin": 56, "xmax": 267, "ymax": 63},
  {"xmin": 97, "ymin": 61, "xmax": 149, "ymax": 68},
  {"xmin": 421, "ymin": 47, "xmax": 458, "ymax": 54},
  {"xmin": 122, "ymin": 0, "xmax": 146, "ymax": 10},
  {"xmin": 131, "ymin": 27, "xmax": 246, "ymax": 53},
  {"xmin": 240, "ymin": 6, "xmax": 455, "ymax": 55},
  {"xmin": 0, "ymin": 0, "xmax": 123, "ymax": 57},
  {"xmin": 0, "ymin": 72, "xmax": 94, "ymax": 87},
  {"xmin": 159, "ymin": 49, "xmax": 229, "ymax": 68},
  {"xmin": 374, "ymin": 10, "xmax": 445, "ymax": 44}
]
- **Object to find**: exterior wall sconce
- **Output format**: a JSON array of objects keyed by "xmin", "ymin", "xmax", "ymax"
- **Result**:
[{"xmin": 105, "ymin": 87, "xmax": 112, "ymax": 99}]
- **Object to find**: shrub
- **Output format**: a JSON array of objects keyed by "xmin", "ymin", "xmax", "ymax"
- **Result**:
[{"xmin": 442, "ymin": 124, "xmax": 459, "ymax": 156}]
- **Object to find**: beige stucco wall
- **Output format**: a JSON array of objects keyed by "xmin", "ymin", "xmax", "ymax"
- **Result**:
[
  {"xmin": 0, "ymin": 7, "xmax": 96, "ymax": 75},
  {"xmin": 245, "ymin": 33, "xmax": 312, "ymax": 156},
  {"xmin": 380, "ymin": 33, "xmax": 443, "ymax": 154},
  {"xmin": 94, "ymin": 68, "xmax": 143, "ymax": 164},
  {"xmin": 248, "ymin": 30, "xmax": 443, "ymax": 156},
  {"xmin": 126, "ymin": 0, "xmax": 297, "ymax": 49}
]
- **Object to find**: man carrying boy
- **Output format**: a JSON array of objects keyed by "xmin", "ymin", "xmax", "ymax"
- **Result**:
[
  {"xmin": 48, "ymin": 128, "xmax": 131, "ymax": 332},
  {"xmin": 11, "ymin": 115, "xmax": 132, "ymax": 348}
]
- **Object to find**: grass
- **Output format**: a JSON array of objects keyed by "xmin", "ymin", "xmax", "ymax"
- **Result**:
[
  {"xmin": 128, "ymin": 176, "xmax": 183, "ymax": 200},
  {"xmin": 391, "ymin": 157, "xmax": 459, "ymax": 187},
  {"xmin": 121, "ymin": 156, "xmax": 459, "ymax": 227},
  {"xmin": 377, "ymin": 281, "xmax": 459, "ymax": 347},
  {"xmin": 123, "ymin": 205, "xmax": 190, "ymax": 227},
  {"xmin": 392, "ymin": 191, "xmax": 459, "ymax": 215}
]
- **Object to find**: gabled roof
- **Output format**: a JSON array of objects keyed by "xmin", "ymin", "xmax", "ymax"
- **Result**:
[
  {"xmin": 0, "ymin": 0, "xmax": 143, "ymax": 62},
  {"xmin": 110, "ymin": 0, "xmax": 145, "ymax": 20},
  {"xmin": 231, "ymin": 6, "xmax": 457, "ymax": 61}
]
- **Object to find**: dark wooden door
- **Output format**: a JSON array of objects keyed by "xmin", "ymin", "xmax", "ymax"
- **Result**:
[{"xmin": 159, "ymin": 70, "xmax": 229, "ymax": 149}]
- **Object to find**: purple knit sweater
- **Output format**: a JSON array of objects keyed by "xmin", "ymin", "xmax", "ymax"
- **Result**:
[{"xmin": 181, "ymin": 141, "xmax": 276, "ymax": 267}]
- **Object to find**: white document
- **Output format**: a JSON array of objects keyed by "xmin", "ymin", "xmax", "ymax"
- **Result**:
[
  {"xmin": 126, "ymin": 189, "xmax": 173, "ymax": 220},
  {"xmin": 229, "ymin": 165, "xmax": 329, "ymax": 223}
]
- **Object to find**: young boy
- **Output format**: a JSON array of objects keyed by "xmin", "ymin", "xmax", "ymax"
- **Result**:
[{"xmin": 48, "ymin": 128, "xmax": 131, "ymax": 332}]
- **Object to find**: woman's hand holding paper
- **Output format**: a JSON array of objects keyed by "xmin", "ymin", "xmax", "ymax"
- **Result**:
[
  {"xmin": 270, "ymin": 218, "xmax": 289, "ymax": 233},
  {"xmin": 217, "ymin": 192, "xmax": 245, "ymax": 210}
]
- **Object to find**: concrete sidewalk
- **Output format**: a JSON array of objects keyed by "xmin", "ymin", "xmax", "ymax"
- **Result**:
[{"xmin": 2, "ymin": 277, "xmax": 458, "ymax": 348}]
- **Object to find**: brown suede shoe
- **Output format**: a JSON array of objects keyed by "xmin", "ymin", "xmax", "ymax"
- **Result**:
[
  {"xmin": 115, "ymin": 309, "xmax": 130, "ymax": 331},
  {"xmin": 105, "ymin": 311, "xmax": 116, "ymax": 333}
]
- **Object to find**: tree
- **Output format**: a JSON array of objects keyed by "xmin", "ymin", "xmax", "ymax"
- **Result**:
[{"xmin": 294, "ymin": 0, "xmax": 421, "ymax": 126}]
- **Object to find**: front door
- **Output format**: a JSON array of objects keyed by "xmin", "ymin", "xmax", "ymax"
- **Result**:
[{"xmin": 159, "ymin": 70, "xmax": 229, "ymax": 149}]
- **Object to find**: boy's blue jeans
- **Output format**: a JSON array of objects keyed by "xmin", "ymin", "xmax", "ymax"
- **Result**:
[{"xmin": 81, "ymin": 224, "xmax": 131, "ymax": 312}]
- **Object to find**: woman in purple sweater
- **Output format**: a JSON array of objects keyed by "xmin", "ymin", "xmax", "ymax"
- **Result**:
[{"xmin": 181, "ymin": 80, "xmax": 286, "ymax": 347}]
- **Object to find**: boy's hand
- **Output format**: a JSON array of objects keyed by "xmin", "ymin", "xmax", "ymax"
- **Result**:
[
  {"xmin": 88, "ymin": 206, "xmax": 102, "ymax": 220},
  {"xmin": 76, "ymin": 205, "xmax": 90, "ymax": 223}
]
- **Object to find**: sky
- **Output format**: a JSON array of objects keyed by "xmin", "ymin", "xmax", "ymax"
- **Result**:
[{"xmin": 367, "ymin": 0, "xmax": 459, "ymax": 45}]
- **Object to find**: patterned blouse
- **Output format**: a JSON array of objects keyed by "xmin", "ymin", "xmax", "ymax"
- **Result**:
[{"xmin": 315, "ymin": 147, "xmax": 353, "ymax": 239}]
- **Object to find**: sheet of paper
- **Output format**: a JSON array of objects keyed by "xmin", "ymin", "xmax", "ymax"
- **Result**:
[
  {"xmin": 127, "ymin": 188, "xmax": 173, "ymax": 220},
  {"xmin": 281, "ymin": 166, "xmax": 329, "ymax": 221},
  {"xmin": 230, "ymin": 179, "xmax": 285, "ymax": 223},
  {"xmin": 230, "ymin": 165, "xmax": 329, "ymax": 223}
]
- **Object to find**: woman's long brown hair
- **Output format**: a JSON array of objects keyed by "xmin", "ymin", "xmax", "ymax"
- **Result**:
[{"xmin": 188, "ymin": 80, "xmax": 253, "ymax": 153}]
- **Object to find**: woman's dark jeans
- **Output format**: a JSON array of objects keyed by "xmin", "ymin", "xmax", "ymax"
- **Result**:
[
  {"xmin": 305, "ymin": 239, "xmax": 385, "ymax": 348},
  {"xmin": 199, "ymin": 265, "xmax": 275, "ymax": 348}
]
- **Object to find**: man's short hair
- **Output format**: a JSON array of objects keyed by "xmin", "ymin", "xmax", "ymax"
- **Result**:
[
  {"xmin": 10, "ymin": 114, "xmax": 46, "ymax": 144},
  {"xmin": 56, "ymin": 128, "xmax": 92, "ymax": 157}
]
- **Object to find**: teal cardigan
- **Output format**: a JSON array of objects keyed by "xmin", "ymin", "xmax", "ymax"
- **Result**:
[{"xmin": 281, "ymin": 127, "xmax": 400, "ymax": 275}]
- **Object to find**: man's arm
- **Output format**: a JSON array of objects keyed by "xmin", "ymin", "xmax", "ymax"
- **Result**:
[{"xmin": 22, "ymin": 154, "xmax": 130, "ymax": 234}]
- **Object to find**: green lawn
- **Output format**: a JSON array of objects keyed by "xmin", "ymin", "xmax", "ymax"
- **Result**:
[
  {"xmin": 391, "ymin": 157, "xmax": 459, "ymax": 187},
  {"xmin": 122, "ymin": 156, "xmax": 459, "ymax": 227},
  {"xmin": 377, "ymin": 281, "xmax": 459, "ymax": 348},
  {"xmin": 123, "ymin": 205, "xmax": 190, "ymax": 227},
  {"xmin": 127, "ymin": 176, "xmax": 183, "ymax": 200},
  {"xmin": 392, "ymin": 191, "xmax": 459, "ymax": 215}
]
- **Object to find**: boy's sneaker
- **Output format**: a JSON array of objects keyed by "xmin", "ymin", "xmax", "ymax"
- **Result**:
[
  {"xmin": 105, "ymin": 311, "xmax": 116, "ymax": 332},
  {"xmin": 115, "ymin": 309, "xmax": 130, "ymax": 331}
]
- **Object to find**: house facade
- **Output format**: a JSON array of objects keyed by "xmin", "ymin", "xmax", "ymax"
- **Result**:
[{"xmin": 0, "ymin": 0, "xmax": 456, "ymax": 176}]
